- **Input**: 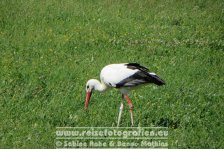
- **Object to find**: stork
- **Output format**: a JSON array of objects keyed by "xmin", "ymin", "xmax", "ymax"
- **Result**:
[{"xmin": 85, "ymin": 63, "xmax": 165, "ymax": 126}]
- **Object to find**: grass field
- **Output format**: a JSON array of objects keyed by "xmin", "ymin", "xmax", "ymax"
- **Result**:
[{"xmin": 1, "ymin": 0, "xmax": 224, "ymax": 148}]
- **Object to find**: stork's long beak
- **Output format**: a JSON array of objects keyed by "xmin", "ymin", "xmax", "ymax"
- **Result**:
[{"xmin": 85, "ymin": 91, "xmax": 92, "ymax": 110}]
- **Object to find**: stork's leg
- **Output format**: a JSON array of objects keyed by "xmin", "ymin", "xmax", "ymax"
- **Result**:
[
  {"xmin": 117, "ymin": 97, "xmax": 124, "ymax": 127},
  {"xmin": 124, "ymin": 95, "xmax": 134, "ymax": 126}
]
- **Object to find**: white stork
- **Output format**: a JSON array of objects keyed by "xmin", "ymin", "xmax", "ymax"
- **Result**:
[{"xmin": 85, "ymin": 63, "xmax": 165, "ymax": 126}]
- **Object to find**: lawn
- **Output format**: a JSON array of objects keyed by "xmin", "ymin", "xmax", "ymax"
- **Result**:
[{"xmin": 0, "ymin": 0, "xmax": 224, "ymax": 148}]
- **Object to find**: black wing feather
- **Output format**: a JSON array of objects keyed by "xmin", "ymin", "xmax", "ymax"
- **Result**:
[
  {"xmin": 126, "ymin": 63, "xmax": 149, "ymax": 72},
  {"xmin": 116, "ymin": 63, "xmax": 165, "ymax": 88}
]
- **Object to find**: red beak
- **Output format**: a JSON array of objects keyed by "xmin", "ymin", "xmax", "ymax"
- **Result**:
[{"xmin": 85, "ymin": 91, "xmax": 92, "ymax": 110}]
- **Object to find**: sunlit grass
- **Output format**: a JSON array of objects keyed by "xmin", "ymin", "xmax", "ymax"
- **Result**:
[{"xmin": 1, "ymin": 0, "xmax": 224, "ymax": 148}]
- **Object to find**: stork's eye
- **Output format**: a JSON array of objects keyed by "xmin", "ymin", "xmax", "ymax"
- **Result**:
[{"xmin": 86, "ymin": 85, "xmax": 89, "ymax": 89}]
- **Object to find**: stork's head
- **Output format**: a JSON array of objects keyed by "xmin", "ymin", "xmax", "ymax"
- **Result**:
[
  {"xmin": 84, "ymin": 79, "xmax": 96, "ymax": 110},
  {"xmin": 85, "ymin": 79, "xmax": 107, "ymax": 110}
]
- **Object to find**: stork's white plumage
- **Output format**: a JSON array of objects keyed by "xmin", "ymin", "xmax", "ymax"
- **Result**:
[{"xmin": 85, "ymin": 63, "xmax": 165, "ymax": 126}]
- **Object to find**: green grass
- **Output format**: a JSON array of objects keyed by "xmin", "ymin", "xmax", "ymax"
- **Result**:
[{"xmin": 1, "ymin": 0, "xmax": 224, "ymax": 148}]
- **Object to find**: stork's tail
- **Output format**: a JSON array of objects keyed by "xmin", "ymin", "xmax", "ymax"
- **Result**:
[{"xmin": 148, "ymin": 72, "xmax": 165, "ymax": 85}]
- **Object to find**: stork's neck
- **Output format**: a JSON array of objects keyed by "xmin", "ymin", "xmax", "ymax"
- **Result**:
[{"xmin": 91, "ymin": 79, "xmax": 107, "ymax": 92}]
